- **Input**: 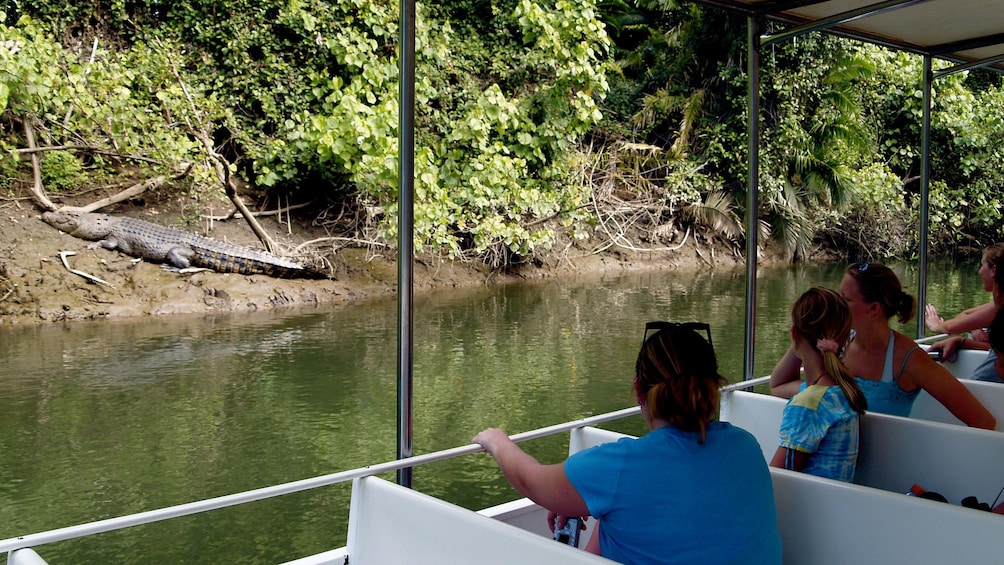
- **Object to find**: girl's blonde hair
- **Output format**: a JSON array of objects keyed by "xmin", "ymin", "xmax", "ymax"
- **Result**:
[{"xmin": 792, "ymin": 287, "xmax": 867, "ymax": 414}]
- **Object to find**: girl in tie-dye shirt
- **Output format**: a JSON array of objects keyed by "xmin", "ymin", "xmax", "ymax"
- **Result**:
[{"xmin": 768, "ymin": 287, "xmax": 868, "ymax": 482}]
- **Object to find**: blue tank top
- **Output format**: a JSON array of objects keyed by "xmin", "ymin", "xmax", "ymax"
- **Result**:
[{"xmin": 854, "ymin": 330, "xmax": 921, "ymax": 417}]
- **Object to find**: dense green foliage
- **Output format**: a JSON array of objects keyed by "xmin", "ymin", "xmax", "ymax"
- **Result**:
[
  {"xmin": 592, "ymin": 5, "xmax": 1004, "ymax": 260},
  {"xmin": 3, "ymin": 1, "xmax": 1003, "ymax": 265},
  {"xmin": 3, "ymin": 0, "xmax": 610, "ymax": 264}
]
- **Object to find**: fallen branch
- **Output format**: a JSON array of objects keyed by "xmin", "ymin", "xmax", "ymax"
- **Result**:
[
  {"xmin": 589, "ymin": 188, "xmax": 692, "ymax": 253},
  {"xmin": 204, "ymin": 199, "xmax": 315, "ymax": 221},
  {"xmin": 57, "ymin": 165, "xmax": 192, "ymax": 213},
  {"xmin": 162, "ymin": 44, "xmax": 278, "ymax": 254},
  {"xmin": 293, "ymin": 236, "xmax": 389, "ymax": 254},
  {"xmin": 22, "ymin": 120, "xmax": 57, "ymax": 212},
  {"xmin": 58, "ymin": 251, "xmax": 115, "ymax": 288}
]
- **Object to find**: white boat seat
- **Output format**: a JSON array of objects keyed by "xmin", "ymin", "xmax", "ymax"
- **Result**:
[
  {"xmin": 342, "ymin": 476, "xmax": 612, "ymax": 564},
  {"xmin": 923, "ymin": 346, "xmax": 987, "ymax": 379},
  {"xmin": 910, "ymin": 378, "xmax": 1004, "ymax": 430},
  {"xmin": 7, "ymin": 549, "xmax": 49, "ymax": 565},
  {"xmin": 722, "ymin": 390, "xmax": 1004, "ymax": 504},
  {"xmin": 770, "ymin": 467, "xmax": 1004, "ymax": 565}
]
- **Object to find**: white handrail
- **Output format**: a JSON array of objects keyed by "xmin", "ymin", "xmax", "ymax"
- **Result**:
[
  {"xmin": 0, "ymin": 378, "xmax": 770, "ymax": 554},
  {"xmin": 723, "ymin": 375, "xmax": 771, "ymax": 392},
  {"xmin": 0, "ymin": 406, "xmax": 638, "ymax": 553},
  {"xmin": 916, "ymin": 333, "xmax": 949, "ymax": 345}
]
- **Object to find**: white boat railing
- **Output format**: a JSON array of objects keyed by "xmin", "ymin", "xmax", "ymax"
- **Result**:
[
  {"xmin": 916, "ymin": 333, "xmax": 950, "ymax": 345},
  {"xmin": 0, "ymin": 409, "xmax": 639, "ymax": 556},
  {"xmin": 0, "ymin": 377, "xmax": 770, "ymax": 558}
]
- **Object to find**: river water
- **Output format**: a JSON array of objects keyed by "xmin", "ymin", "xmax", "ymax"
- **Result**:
[{"xmin": 0, "ymin": 259, "xmax": 986, "ymax": 563}]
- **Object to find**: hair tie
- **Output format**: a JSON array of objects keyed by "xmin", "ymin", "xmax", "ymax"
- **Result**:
[{"xmin": 816, "ymin": 338, "xmax": 839, "ymax": 354}]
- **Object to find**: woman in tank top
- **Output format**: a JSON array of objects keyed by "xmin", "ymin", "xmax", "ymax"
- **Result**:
[{"xmin": 839, "ymin": 262, "xmax": 995, "ymax": 428}]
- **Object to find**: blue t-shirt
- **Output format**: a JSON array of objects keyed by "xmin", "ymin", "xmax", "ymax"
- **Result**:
[
  {"xmin": 778, "ymin": 384, "xmax": 859, "ymax": 481},
  {"xmin": 564, "ymin": 422, "xmax": 782, "ymax": 565}
]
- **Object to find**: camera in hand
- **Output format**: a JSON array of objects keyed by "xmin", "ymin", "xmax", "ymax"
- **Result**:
[{"xmin": 553, "ymin": 517, "xmax": 581, "ymax": 547}]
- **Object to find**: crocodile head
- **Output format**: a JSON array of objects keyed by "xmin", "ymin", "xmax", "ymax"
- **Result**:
[
  {"xmin": 41, "ymin": 211, "xmax": 82, "ymax": 234},
  {"xmin": 42, "ymin": 211, "xmax": 115, "ymax": 240}
]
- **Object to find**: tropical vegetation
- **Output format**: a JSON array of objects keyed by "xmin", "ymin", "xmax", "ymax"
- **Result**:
[{"xmin": 2, "ymin": 0, "xmax": 1002, "ymax": 267}]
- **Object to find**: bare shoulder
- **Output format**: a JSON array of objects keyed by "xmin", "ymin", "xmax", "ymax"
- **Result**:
[{"xmin": 895, "ymin": 331, "xmax": 951, "ymax": 388}]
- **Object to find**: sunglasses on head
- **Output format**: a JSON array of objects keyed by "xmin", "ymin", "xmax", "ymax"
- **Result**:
[
  {"xmin": 642, "ymin": 321, "xmax": 713, "ymax": 350},
  {"xmin": 855, "ymin": 262, "xmax": 870, "ymax": 273}
]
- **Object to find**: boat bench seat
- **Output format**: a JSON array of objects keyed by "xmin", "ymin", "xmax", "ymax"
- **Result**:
[
  {"xmin": 770, "ymin": 467, "xmax": 1004, "ymax": 564},
  {"xmin": 910, "ymin": 377, "xmax": 1004, "ymax": 430},
  {"xmin": 722, "ymin": 390, "xmax": 1004, "ymax": 504},
  {"xmin": 7, "ymin": 548, "xmax": 49, "ymax": 565},
  {"xmin": 933, "ymin": 347, "xmax": 987, "ymax": 380},
  {"xmin": 569, "ymin": 425, "xmax": 1004, "ymax": 565},
  {"xmin": 341, "ymin": 475, "xmax": 612, "ymax": 564}
]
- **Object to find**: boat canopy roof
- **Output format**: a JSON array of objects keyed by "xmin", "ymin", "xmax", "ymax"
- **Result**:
[{"xmin": 698, "ymin": 0, "xmax": 1004, "ymax": 72}]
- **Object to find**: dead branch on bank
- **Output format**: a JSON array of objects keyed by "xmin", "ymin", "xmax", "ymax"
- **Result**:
[
  {"xmin": 164, "ymin": 47, "xmax": 278, "ymax": 255},
  {"xmin": 204, "ymin": 199, "xmax": 315, "ymax": 222},
  {"xmin": 577, "ymin": 141, "xmax": 699, "ymax": 254},
  {"xmin": 22, "ymin": 121, "xmax": 57, "ymax": 212},
  {"xmin": 58, "ymin": 251, "xmax": 115, "ymax": 288},
  {"xmin": 56, "ymin": 163, "xmax": 194, "ymax": 214},
  {"xmin": 293, "ymin": 236, "xmax": 388, "ymax": 254},
  {"xmin": 22, "ymin": 116, "xmax": 194, "ymax": 215}
]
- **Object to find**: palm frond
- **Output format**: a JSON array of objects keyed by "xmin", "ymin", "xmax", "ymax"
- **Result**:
[{"xmin": 682, "ymin": 190, "xmax": 743, "ymax": 238}]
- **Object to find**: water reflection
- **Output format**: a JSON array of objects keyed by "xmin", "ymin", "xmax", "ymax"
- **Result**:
[{"xmin": 0, "ymin": 259, "xmax": 984, "ymax": 563}]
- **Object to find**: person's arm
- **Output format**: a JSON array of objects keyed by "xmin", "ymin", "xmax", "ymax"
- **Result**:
[
  {"xmin": 770, "ymin": 345, "xmax": 803, "ymax": 399},
  {"xmin": 927, "ymin": 335, "xmax": 990, "ymax": 364},
  {"xmin": 585, "ymin": 521, "xmax": 601, "ymax": 555},
  {"xmin": 472, "ymin": 428, "xmax": 590, "ymax": 517},
  {"xmin": 769, "ymin": 446, "xmax": 808, "ymax": 471},
  {"xmin": 959, "ymin": 335, "xmax": 991, "ymax": 351},
  {"xmin": 904, "ymin": 354, "xmax": 996, "ymax": 429},
  {"xmin": 926, "ymin": 302, "xmax": 997, "ymax": 335}
]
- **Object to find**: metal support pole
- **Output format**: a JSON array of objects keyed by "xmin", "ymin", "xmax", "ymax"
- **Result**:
[
  {"xmin": 396, "ymin": 0, "xmax": 416, "ymax": 487},
  {"xmin": 743, "ymin": 16, "xmax": 762, "ymax": 381},
  {"xmin": 917, "ymin": 55, "xmax": 932, "ymax": 339}
]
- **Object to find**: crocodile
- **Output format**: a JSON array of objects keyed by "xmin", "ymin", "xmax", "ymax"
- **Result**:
[{"xmin": 42, "ymin": 211, "xmax": 330, "ymax": 279}]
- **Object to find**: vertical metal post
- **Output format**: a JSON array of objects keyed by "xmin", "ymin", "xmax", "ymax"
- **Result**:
[
  {"xmin": 396, "ymin": 0, "xmax": 416, "ymax": 488},
  {"xmin": 917, "ymin": 55, "xmax": 932, "ymax": 339},
  {"xmin": 743, "ymin": 16, "xmax": 762, "ymax": 381}
]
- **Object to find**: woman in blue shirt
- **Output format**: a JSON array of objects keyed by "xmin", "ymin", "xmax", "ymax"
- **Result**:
[{"xmin": 473, "ymin": 323, "xmax": 781, "ymax": 564}]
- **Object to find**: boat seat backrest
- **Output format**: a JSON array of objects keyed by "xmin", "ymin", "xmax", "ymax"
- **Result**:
[
  {"xmin": 345, "ymin": 476, "xmax": 613, "ymax": 564},
  {"xmin": 855, "ymin": 412, "xmax": 1004, "ymax": 504},
  {"xmin": 719, "ymin": 390, "xmax": 786, "ymax": 461},
  {"xmin": 923, "ymin": 347, "xmax": 986, "ymax": 380},
  {"xmin": 7, "ymin": 549, "xmax": 49, "ymax": 565},
  {"xmin": 722, "ymin": 390, "xmax": 1004, "ymax": 504},
  {"xmin": 770, "ymin": 468, "xmax": 1004, "ymax": 565},
  {"xmin": 910, "ymin": 377, "xmax": 1004, "ymax": 430}
]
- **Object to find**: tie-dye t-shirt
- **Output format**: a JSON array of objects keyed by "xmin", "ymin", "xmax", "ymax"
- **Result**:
[{"xmin": 778, "ymin": 384, "xmax": 860, "ymax": 482}]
